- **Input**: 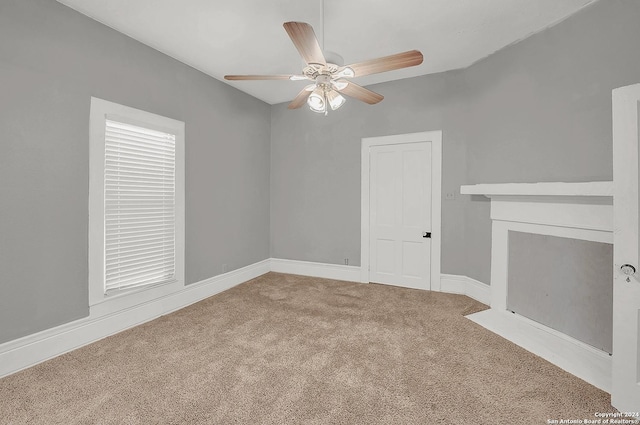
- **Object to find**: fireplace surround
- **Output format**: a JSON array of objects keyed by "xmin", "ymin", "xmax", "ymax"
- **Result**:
[{"xmin": 460, "ymin": 181, "xmax": 613, "ymax": 392}]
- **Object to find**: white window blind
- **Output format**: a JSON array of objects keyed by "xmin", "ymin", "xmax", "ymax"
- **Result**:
[{"xmin": 104, "ymin": 119, "xmax": 176, "ymax": 294}]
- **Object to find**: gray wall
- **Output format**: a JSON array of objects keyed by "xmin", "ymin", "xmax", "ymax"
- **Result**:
[
  {"xmin": 3, "ymin": 0, "xmax": 639, "ymax": 346},
  {"xmin": 507, "ymin": 232, "xmax": 613, "ymax": 353},
  {"xmin": 461, "ymin": 0, "xmax": 640, "ymax": 283},
  {"xmin": 0, "ymin": 0, "xmax": 271, "ymax": 344},
  {"xmin": 270, "ymin": 71, "xmax": 469, "ymax": 269},
  {"xmin": 270, "ymin": 0, "xmax": 640, "ymax": 284}
]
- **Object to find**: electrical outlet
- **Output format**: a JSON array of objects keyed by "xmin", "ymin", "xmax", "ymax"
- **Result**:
[
  {"xmin": 344, "ymin": 258, "xmax": 349, "ymax": 265},
  {"xmin": 445, "ymin": 192, "xmax": 455, "ymax": 200},
  {"xmin": 222, "ymin": 264, "xmax": 227, "ymax": 273}
]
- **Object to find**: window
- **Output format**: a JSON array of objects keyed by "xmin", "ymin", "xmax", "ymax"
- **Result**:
[{"xmin": 89, "ymin": 98, "xmax": 184, "ymax": 306}]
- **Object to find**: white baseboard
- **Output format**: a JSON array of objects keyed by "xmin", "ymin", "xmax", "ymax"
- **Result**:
[
  {"xmin": 0, "ymin": 258, "xmax": 610, "ymax": 396},
  {"xmin": 0, "ymin": 259, "xmax": 271, "ymax": 379},
  {"xmin": 270, "ymin": 258, "xmax": 361, "ymax": 282},
  {"xmin": 0, "ymin": 262, "xmax": 508, "ymax": 380},
  {"xmin": 440, "ymin": 274, "xmax": 491, "ymax": 305},
  {"xmin": 467, "ymin": 308, "xmax": 611, "ymax": 393}
]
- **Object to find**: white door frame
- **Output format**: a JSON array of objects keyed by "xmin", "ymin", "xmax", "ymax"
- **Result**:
[
  {"xmin": 360, "ymin": 131, "xmax": 442, "ymax": 290},
  {"xmin": 611, "ymin": 82, "xmax": 640, "ymax": 411}
]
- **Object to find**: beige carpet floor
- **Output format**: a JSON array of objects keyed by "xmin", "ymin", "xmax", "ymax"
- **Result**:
[{"xmin": 0, "ymin": 272, "xmax": 614, "ymax": 424}]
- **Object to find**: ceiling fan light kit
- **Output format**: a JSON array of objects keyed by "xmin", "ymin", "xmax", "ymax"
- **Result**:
[
  {"xmin": 306, "ymin": 75, "xmax": 346, "ymax": 115},
  {"xmin": 307, "ymin": 86, "xmax": 346, "ymax": 115},
  {"xmin": 224, "ymin": 21, "xmax": 423, "ymax": 115},
  {"xmin": 326, "ymin": 90, "xmax": 346, "ymax": 110},
  {"xmin": 308, "ymin": 88, "xmax": 326, "ymax": 113}
]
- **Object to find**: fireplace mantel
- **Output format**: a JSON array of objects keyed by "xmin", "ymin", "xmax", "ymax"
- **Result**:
[
  {"xmin": 461, "ymin": 181, "xmax": 613, "ymax": 232},
  {"xmin": 459, "ymin": 181, "xmax": 613, "ymax": 393},
  {"xmin": 460, "ymin": 181, "xmax": 613, "ymax": 198}
]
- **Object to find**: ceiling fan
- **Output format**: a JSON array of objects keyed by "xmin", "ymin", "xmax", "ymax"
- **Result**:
[{"xmin": 225, "ymin": 22, "xmax": 423, "ymax": 115}]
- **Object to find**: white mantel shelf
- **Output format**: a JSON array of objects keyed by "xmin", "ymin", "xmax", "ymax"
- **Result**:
[
  {"xmin": 460, "ymin": 181, "xmax": 613, "ymax": 198},
  {"xmin": 459, "ymin": 181, "xmax": 613, "ymax": 233}
]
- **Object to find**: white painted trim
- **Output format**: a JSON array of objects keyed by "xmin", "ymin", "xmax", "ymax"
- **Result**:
[
  {"xmin": 462, "ymin": 182, "xmax": 613, "ymax": 311},
  {"xmin": 0, "ymin": 254, "xmax": 615, "ymax": 402},
  {"xmin": 361, "ymin": 138, "xmax": 371, "ymax": 284},
  {"xmin": 461, "ymin": 181, "xmax": 613, "ymax": 197},
  {"xmin": 440, "ymin": 274, "xmax": 491, "ymax": 305},
  {"xmin": 467, "ymin": 309, "xmax": 612, "ymax": 393},
  {"xmin": 89, "ymin": 97, "xmax": 186, "ymax": 308},
  {"xmin": 611, "ymin": 82, "xmax": 640, "ymax": 412},
  {"xmin": 15, "ymin": 254, "xmax": 614, "ymax": 392},
  {"xmin": 360, "ymin": 131, "xmax": 442, "ymax": 290},
  {"xmin": 491, "ymin": 198, "xmax": 613, "ymax": 233},
  {"xmin": 461, "ymin": 180, "xmax": 616, "ymax": 396},
  {"xmin": 0, "ymin": 259, "xmax": 553, "ymax": 384},
  {"xmin": 270, "ymin": 258, "xmax": 361, "ymax": 282},
  {"xmin": 0, "ymin": 259, "xmax": 270, "ymax": 379}
]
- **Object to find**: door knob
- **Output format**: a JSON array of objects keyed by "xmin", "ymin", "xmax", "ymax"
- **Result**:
[
  {"xmin": 423, "ymin": 232, "xmax": 431, "ymax": 238},
  {"xmin": 620, "ymin": 264, "xmax": 636, "ymax": 282}
]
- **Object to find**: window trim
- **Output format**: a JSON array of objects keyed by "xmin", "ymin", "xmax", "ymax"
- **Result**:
[{"xmin": 89, "ymin": 97, "xmax": 185, "ymax": 308}]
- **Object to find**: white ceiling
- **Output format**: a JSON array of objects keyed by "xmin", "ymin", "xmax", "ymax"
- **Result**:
[{"xmin": 57, "ymin": 0, "xmax": 597, "ymax": 105}]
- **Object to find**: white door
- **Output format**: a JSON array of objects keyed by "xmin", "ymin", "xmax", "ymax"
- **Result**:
[
  {"xmin": 369, "ymin": 142, "xmax": 432, "ymax": 289},
  {"xmin": 612, "ymin": 83, "xmax": 640, "ymax": 410}
]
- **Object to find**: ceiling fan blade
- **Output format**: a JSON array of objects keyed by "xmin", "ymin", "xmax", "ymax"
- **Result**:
[
  {"xmin": 288, "ymin": 87, "xmax": 312, "ymax": 109},
  {"xmin": 343, "ymin": 50, "xmax": 423, "ymax": 78},
  {"xmin": 283, "ymin": 22, "xmax": 326, "ymax": 66},
  {"xmin": 224, "ymin": 75, "xmax": 296, "ymax": 81},
  {"xmin": 338, "ymin": 81, "xmax": 384, "ymax": 105}
]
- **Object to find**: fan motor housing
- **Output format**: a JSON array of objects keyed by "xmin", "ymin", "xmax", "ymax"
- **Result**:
[
  {"xmin": 316, "ymin": 74, "xmax": 331, "ymax": 87},
  {"xmin": 323, "ymin": 51, "xmax": 344, "ymax": 66}
]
